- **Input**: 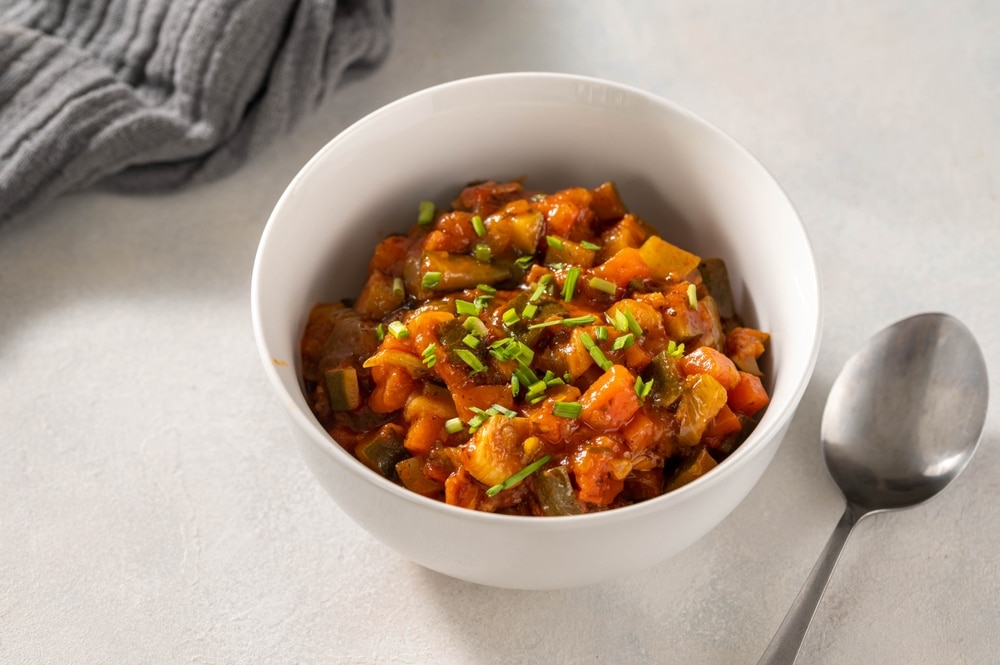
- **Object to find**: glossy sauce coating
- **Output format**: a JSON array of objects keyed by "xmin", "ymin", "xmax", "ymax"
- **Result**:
[{"xmin": 301, "ymin": 180, "xmax": 770, "ymax": 515}]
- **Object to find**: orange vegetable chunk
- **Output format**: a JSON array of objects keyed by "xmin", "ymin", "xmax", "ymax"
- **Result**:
[
  {"xmin": 579, "ymin": 364, "xmax": 640, "ymax": 431},
  {"xmin": 728, "ymin": 371, "xmax": 770, "ymax": 416},
  {"xmin": 679, "ymin": 346, "xmax": 740, "ymax": 390}
]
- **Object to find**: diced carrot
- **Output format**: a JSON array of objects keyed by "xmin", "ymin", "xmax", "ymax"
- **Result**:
[
  {"xmin": 403, "ymin": 414, "xmax": 446, "ymax": 456},
  {"xmin": 728, "ymin": 371, "xmax": 770, "ymax": 417},
  {"xmin": 544, "ymin": 202, "xmax": 580, "ymax": 238},
  {"xmin": 579, "ymin": 365, "xmax": 641, "ymax": 431},
  {"xmin": 523, "ymin": 385, "xmax": 582, "ymax": 446},
  {"xmin": 368, "ymin": 365, "xmax": 417, "ymax": 413},
  {"xmin": 621, "ymin": 411, "xmax": 656, "ymax": 453},
  {"xmin": 452, "ymin": 384, "xmax": 516, "ymax": 422},
  {"xmin": 369, "ymin": 235, "xmax": 411, "ymax": 276},
  {"xmin": 424, "ymin": 211, "xmax": 478, "ymax": 253},
  {"xmin": 444, "ymin": 468, "xmax": 482, "ymax": 509},
  {"xmin": 407, "ymin": 310, "xmax": 454, "ymax": 354},
  {"xmin": 591, "ymin": 247, "xmax": 654, "ymax": 288},
  {"xmin": 726, "ymin": 327, "xmax": 770, "ymax": 377},
  {"xmin": 622, "ymin": 342, "xmax": 653, "ymax": 372},
  {"xmin": 703, "ymin": 404, "xmax": 742, "ymax": 441},
  {"xmin": 679, "ymin": 346, "xmax": 740, "ymax": 390},
  {"xmin": 571, "ymin": 438, "xmax": 629, "ymax": 506}
]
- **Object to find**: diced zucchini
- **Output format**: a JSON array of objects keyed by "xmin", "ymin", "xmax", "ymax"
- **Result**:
[
  {"xmin": 324, "ymin": 367, "xmax": 361, "ymax": 411},
  {"xmin": 395, "ymin": 456, "xmax": 443, "ymax": 497}
]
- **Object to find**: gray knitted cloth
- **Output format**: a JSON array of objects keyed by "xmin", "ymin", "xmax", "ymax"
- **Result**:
[{"xmin": 0, "ymin": 0, "xmax": 393, "ymax": 221}]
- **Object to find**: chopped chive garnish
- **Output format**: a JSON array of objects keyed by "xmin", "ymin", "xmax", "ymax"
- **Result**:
[
  {"xmin": 463, "ymin": 316, "xmax": 488, "ymax": 337},
  {"xmin": 392, "ymin": 277, "xmax": 405, "ymax": 298},
  {"xmin": 514, "ymin": 365, "xmax": 539, "ymax": 389},
  {"xmin": 552, "ymin": 401, "xmax": 582, "ymax": 419},
  {"xmin": 474, "ymin": 243, "xmax": 492, "ymax": 263},
  {"xmin": 545, "ymin": 235, "xmax": 564, "ymax": 250},
  {"xmin": 490, "ymin": 403, "xmax": 518, "ymax": 418},
  {"xmin": 580, "ymin": 332, "xmax": 613, "ymax": 371},
  {"xmin": 623, "ymin": 308, "xmax": 643, "ymax": 337},
  {"xmin": 417, "ymin": 201, "xmax": 435, "ymax": 225},
  {"xmin": 467, "ymin": 412, "xmax": 488, "ymax": 433},
  {"xmin": 421, "ymin": 342, "xmax": 438, "ymax": 367},
  {"xmin": 477, "ymin": 283, "xmax": 497, "ymax": 294},
  {"xmin": 471, "ymin": 215, "xmax": 486, "ymax": 237},
  {"xmin": 580, "ymin": 240, "xmax": 602, "ymax": 251},
  {"xmin": 612, "ymin": 333, "xmax": 635, "ymax": 351},
  {"xmin": 529, "ymin": 276, "xmax": 550, "ymax": 303},
  {"xmin": 502, "ymin": 308, "xmax": 520, "ymax": 326},
  {"xmin": 635, "ymin": 376, "xmax": 654, "ymax": 402},
  {"xmin": 687, "ymin": 283, "xmax": 698, "ymax": 309},
  {"xmin": 486, "ymin": 455, "xmax": 552, "ymax": 497},
  {"xmin": 455, "ymin": 299, "xmax": 480, "ymax": 316},
  {"xmin": 563, "ymin": 315, "xmax": 597, "ymax": 326},
  {"xmin": 667, "ymin": 340, "xmax": 685, "ymax": 358},
  {"xmin": 375, "ymin": 323, "xmax": 386, "ymax": 341},
  {"xmin": 526, "ymin": 319, "xmax": 562, "ymax": 330},
  {"xmin": 562, "ymin": 266, "xmax": 581, "ymax": 301},
  {"xmin": 462, "ymin": 334, "xmax": 480, "ymax": 349},
  {"xmin": 455, "ymin": 348, "xmax": 486, "ymax": 373},
  {"xmin": 510, "ymin": 374, "xmax": 520, "ymax": 396},
  {"xmin": 608, "ymin": 310, "xmax": 629, "ymax": 332},
  {"xmin": 444, "ymin": 417, "xmax": 465, "ymax": 434},
  {"xmin": 522, "ymin": 303, "xmax": 538, "ymax": 319},
  {"xmin": 589, "ymin": 277, "xmax": 618, "ymax": 295},
  {"xmin": 388, "ymin": 321, "xmax": 410, "ymax": 339},
  {"xmin": 515, "ymin": 255, "xmax": 535, "ymax": 270},
  {"xmin": 595, "ymin": 326, "xmax": 609, "ymax": 341},
  {"xmin": 526, "ymin": 379, "xmax": 548, "ymax": 399},
  {"xmin": 421, "ymin": 272, "xmax": 442, "ymax": 289}
]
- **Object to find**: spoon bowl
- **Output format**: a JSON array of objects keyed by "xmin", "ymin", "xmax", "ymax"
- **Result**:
[
  {"xmin": 759, "ymin": 312, "xmax": 989, "ymax": 664},
  {"xmin": 822, "ymin": 313, "xmax": 987, "ymax": 512}
]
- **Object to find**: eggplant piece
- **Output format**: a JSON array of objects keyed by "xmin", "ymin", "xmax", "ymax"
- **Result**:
[{"xmin": 697, "ymin": 258, "xmax": 735, "ymax": 320}]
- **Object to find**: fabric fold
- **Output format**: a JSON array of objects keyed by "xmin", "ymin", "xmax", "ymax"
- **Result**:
[{"xmin": 0, "ymin": 0, "xmax": 393, "ymax": 221}]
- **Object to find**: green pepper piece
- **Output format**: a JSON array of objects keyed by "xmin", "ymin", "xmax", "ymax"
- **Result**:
[
  {"xmin": 535, "ymin": 466, "xmax": 584, "ymax": 516},
  {"xmin": 355, "ymin": 424, "xmax": 408, "ymax": 480},
  {"xmin": 646, "ymin": 351, "xmax": 684, "ymax": 408}
]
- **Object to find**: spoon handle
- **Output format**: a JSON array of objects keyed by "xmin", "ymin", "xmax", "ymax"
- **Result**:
[{"xmin": 757, "ymin": 505, "xmax": 861, "ymax": 664}]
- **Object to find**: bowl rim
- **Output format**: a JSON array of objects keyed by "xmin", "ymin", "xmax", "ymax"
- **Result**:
[{"xmin": 251, "ymin": 71, "xmax": 823, "ymax": 528}]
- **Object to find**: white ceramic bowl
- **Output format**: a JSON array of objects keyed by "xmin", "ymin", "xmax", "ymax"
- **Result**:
[{"xmin": 252, "ymin": 72, "xmax": 821, "ymax": 590}]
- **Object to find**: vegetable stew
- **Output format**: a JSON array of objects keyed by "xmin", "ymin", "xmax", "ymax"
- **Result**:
[{"xmin": 301, "ymin": 180, "xmax": 770, "ymax": 515}]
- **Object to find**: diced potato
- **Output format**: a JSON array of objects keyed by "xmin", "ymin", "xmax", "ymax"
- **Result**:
[{"xmin": 637, "ymin": 235, "xmax": 701, "ymax": 279}]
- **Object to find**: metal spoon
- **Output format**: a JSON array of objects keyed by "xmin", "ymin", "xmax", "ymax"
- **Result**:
[{"xmin": 758, "ymin": 312, "xmax": 989, "ymax": 664}]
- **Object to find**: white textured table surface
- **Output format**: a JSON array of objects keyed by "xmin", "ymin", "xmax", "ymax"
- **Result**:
[{"xmin": 3, "ymin": 2, "xmax": 998, "ymax": 663}]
